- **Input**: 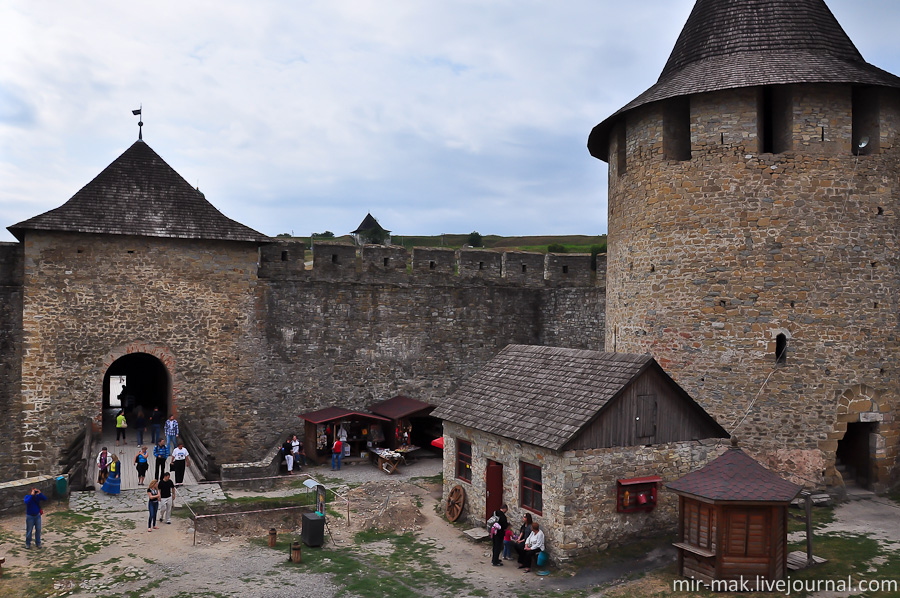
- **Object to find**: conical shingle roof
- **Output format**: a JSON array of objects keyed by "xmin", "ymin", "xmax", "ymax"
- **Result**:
[
  {"xmin": 589, "ymin": 0, "xmax": 900, "ymax": 161},
  {"xmin": 9, "ymin": 141, "xmax": 270, "ymax": 243}
]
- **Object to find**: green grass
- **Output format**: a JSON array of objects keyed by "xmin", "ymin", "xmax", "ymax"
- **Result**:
[{"xmin": 258, "ymin": 529, "xmax": 474, "ymax": 598}]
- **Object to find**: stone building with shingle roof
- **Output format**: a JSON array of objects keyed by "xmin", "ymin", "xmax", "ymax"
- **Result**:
[
  {"xmin": 589, "ymin": 0, "xmax": 900, "ymax": 492},
  {"xmin": 434, "ymin": 345, "xmax": 729, "ymax": 560}
]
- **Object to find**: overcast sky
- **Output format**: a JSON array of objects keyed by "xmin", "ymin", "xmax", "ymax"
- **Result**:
[{"xmin": 2, "ymin": 1, "xmax": 899, "ymax": 243}]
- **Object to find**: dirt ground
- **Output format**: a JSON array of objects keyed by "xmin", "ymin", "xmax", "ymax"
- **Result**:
[{"xmin": 2, "ymin": 477, "xmax": 899, "ymax": 598}]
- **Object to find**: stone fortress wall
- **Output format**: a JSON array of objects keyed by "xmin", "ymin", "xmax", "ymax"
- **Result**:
[
  {"xmin": 0, "ymin": 235, "xmax": 606, "ymax": 479},
  {"xmin": 605, "ymin": 83, "xmax": 900, "ymax": 489}
]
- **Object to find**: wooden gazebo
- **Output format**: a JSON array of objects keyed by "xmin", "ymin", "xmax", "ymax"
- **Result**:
[{"xmin": 667, "ymin": 446, "xmax": 802, "ymax": 589}]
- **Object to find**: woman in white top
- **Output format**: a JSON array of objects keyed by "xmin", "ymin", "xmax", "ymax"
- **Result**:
[{"xmin": 520, "ymin": 522, "xmax": 545, "ymax": 573}]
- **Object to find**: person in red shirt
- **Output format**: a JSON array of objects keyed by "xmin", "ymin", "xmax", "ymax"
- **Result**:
[{"xmin": 332, "ymin": 438, "xmax": 343, "ymax": 471}]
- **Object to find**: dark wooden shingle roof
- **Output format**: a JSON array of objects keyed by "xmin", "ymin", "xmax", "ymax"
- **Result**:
[
  {"xmin": 589, "ymin": 0, "xmax": 900, "ymax": 160},
  {"xmin": 351, "ymin": 213, "xmax": 390, "ymax": 235},
  {"xmin": 432, "ymin": 345, "xmax": 656, "ymax": 451},
  {"xmin": 9, "ymin": 141, "xmax": 270, "ymax": 243},
  {"xmin": 369, "ymin": 395, "xmax": 434, "ymax": 420},
  {"xmin": 667, "ymin": 447, "xmax": 802, "ymax": 503}
]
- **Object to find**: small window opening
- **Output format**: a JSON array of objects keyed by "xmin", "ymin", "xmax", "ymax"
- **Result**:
[
  {"xmin": 852, "ymin": 87, "xmax": 880, "ymax": 155},
  {"xmin": 663, "ymin": 97, "xmax": 691, "ymax": 161},
  {"xmin": 649, "ymin": 264, "xmax": 655, "ymax": 273},
  {"xmin": 759, "ymin": 86, "xmax": 790, "ymax": 154},
  {"xmin": 429, "ymin": 261, "xmax": 436, "ymax": 270},
  {"xmin": 720, "ymin": 132, "xmax": 724, "ymax": 144},
  {"xmin": 871, "ymin": 261, "xmax": 878, "ymax": 268},
  {"xmin": 562, "ymin": 265, "xmax": 569, "ymax": 274},
  {"xmin": 719, "ymin": 300, "xmax": 726, "ymax": 308},
  {"xmin": 281, "ymin": 251, "xmax": 288, "ymax": 262},
  {"xmin": 478, "ymin": 261, "xmax": 484, "ymax": 271},
  {"xmin": 521, "ymin": 264, "xmax": 527, "ymax": 273},
  {"xmin": 331, "ymin": 254, "xmax": 339, "ymax": 264},
  {"xmin": 614, "ymin": 122, "xmax": 627, "ymax": 175},
  {"xmin": 877, "ymin": 207, "xmax": 884, "ymax": 215},
  {"xmin": 383, "ymin": 257, "xmax": 390, "ymax": 267},
  {"xmin": 874, "ymin": 302, "xmax": 879, "ymax": 309},
  {"xmin": 76, "ymin": 249, "xmax": 83, "ymax": 254},
  {"xmin": 775, "ymin": 333, "xmax": 787, "ymax": 365},
  {"xmin": 790, "ymin": 301, "xmax": 795, "ymax": 308},
  {"xmin": 127, "ymin": 250, "xmax": 135, "ymax": 254}
]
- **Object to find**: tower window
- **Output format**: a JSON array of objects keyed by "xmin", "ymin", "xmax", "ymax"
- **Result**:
[
  {"xmin": 775, "ymin": 333, "xmax": 787, "ymax": 365},
  {"xmin": 331, "ymin": 254, "xmax": 339, "ymax": 264},
  {"xmin": 562, "ymin": 265, "xmax": 569, "ymax": 274},
  {"xmin": 852, "ymin": 87, "xmax": 880, "ymax": 155},
  {"xmin": 281, "ymin": 251, "xmax": 288, "ymax": 262},
  {"xmin": 383, "ymin": 257, "xmax": 390, "ymax": 267},
  {"xmin": 614, "ymin": 122, "xmax": 627, "ymax": 175},
  {"xmin": 663, "ymin": 97, "xmax": 691, "ymax": 161},
  {"xmin": 759, "ymin": 86, "xmax": 790, "ymax": 154},
  {"xmin": 521, "ymin": 264, "xmax": 527, "ymax": 273},
  {"xmin": 429, "ymin": 261, "xmax": 436, "ymax": 270},
  {"xmin": 478, "ymin": 261, "xmax": 484, "ymax": 271}
]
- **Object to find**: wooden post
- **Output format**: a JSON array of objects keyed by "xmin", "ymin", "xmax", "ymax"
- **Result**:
[
  {"xmin": 291, "ymin": 541, "xmax": 302, "ymax": 563},
  {"xmin": 268, "ymin": 528, "xmax": 277, "ymax": 547}
]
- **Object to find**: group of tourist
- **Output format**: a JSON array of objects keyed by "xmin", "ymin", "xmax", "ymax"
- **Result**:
[
  {"xmin": 96, "ymin": 437, "xmax": 191, "ymax": 497},
  {"xmin": 111, "ymin": 407, "xmax": 181, "ymax": 454},
  {"xmin": 280, "ymin": 434, "xmax": 306, "ymax": 473},
  {"xmin": 489, "ymin": 504, "xmax": 545, "ymax": 573}
]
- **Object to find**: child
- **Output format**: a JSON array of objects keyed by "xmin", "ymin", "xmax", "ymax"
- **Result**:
[{"xmin": 503, "ymin": 526, "xmax": 514, "ymax": 559}]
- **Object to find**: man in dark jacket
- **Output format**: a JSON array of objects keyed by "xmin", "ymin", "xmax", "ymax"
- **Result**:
[{"xmin": 491, "ymin": 504, "xmax": 509, "ymax": 566}]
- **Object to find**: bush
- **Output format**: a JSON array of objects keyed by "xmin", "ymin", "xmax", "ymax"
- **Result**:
[
  {"xmin": 547, "ymin": 243, "xmax": 566, "ymax": 253},
  {"xmin": 590, "ymin": 243, "xmax": 607, "ymax": 271},
  {"xmin": 467, "ymin": 231, "xmax": 483, "ymax": 248}
]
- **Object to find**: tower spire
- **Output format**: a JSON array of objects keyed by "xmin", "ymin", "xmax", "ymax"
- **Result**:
[{"xmin": 132, "ymin": 105, "xmax": 143, "ymax": 141}]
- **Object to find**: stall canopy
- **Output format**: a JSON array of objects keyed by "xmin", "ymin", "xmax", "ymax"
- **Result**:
[
  {"xmin": 299, "ymin": 407, "xmax": 390, "ymax": 425},
  {"xmin": 368, "ymin": 395, "xmax": 434, "ymax": 420}
]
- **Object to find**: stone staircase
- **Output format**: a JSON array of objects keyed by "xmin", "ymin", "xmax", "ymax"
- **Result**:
[{"xmin": 835, "ymin": 459, "xmax": 875, "ymax": 500}]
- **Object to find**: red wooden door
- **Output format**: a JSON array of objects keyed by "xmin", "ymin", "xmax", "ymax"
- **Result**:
[{"xmin": 485, "ymin": 460, "xmax": 503, "ymax": 520}]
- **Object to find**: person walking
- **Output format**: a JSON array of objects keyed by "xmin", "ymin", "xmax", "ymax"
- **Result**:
[
  {"xmin": 158, "ymin": 472, "xmax": 175, "ymax": 525},
  {"xmin": 164, "ymin": 414, "xmax": 179, "ymax": 454},
  {"xmin": 134, "ymin": 409, "xmax": 146, "ymax": 447},
  {"xmin": 101, "ymin": 454, "xmax": 121, "ymax": 495},
  {"xmin": 96, "ymin": 446, "xmax": 110, "ymax": 485},
  {"xmin": 134, "ymin": 445, "xmax": 150, "ymax": 486},
  {"xmin": 171, "ymin": 441, "xmax": 190, "ymax": 485},
  {"xmin": 24, "ymin": 487, "xmax": 47, "ymax": 549},
  {"xmin": 115, "ymin": 410, "xmax": 127, "ymax": 447},
  {"xmin": 147, "ymin": 480, "xmax": 160, "ymax": 532},
  {"xmin": 331, "ymin": 437, "xmax": 343, "ymax": 471},
  {"xmin": 282, "ymin": 437, "xmax": 294, "ymax": 474},
  {"xmin": 490, "ymin": 504, "xmax": 509, "ymax": 566},
  {"xmin": 153, "ymin": 438, "xmax": 169, "ymax": 481},
  {"xmin": 149, "ymin": 407, "xmax": 164, "ymax": 445}
]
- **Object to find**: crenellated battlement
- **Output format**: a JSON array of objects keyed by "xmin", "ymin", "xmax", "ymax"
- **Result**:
[{"xmin": 259, "ymin": 241, "xmax": 604, "ymax": 287}]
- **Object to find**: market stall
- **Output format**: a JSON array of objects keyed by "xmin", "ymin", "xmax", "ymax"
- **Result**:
[
  {"xmin": 368, "ymin": 395, "xmax": 439, "ymax": 452},
  {"xmin": 297, "ymin": 407, "xmax": 390, "ymax": 466}
]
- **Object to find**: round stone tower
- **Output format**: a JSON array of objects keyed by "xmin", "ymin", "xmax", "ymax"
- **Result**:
[{"xmin": 589, "ymin": 0, "xmax": 900, "ymax": 490}]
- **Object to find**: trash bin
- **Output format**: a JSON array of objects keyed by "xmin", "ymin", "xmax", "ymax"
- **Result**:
[{"xmin": 55, "ymin": 476, "xmax": 67, "ymax": 499}]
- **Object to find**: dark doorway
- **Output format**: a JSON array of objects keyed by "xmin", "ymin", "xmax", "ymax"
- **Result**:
[
  {"xmin": 836, "ymin": 422, "xmax": 875, "ymax": 489},
  {"xmin": 485, "ymin": 460, "xmax": 503, "ymax": 521},
  {"xmin": 102, "ymin": 353, "xmax": 170, "ymax": 433}
]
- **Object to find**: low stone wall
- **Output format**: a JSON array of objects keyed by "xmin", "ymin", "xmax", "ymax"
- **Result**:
[
  {"xmin": 220, "ymin": 444, "xmax": 282, "ymax": 490},
  {"xmin": 194, "ymin": 505, "xmax": 312, "ymax": 539},
  {"xmin": 0, "ymin": 474, "xmax": 67, "ymax": 515}
]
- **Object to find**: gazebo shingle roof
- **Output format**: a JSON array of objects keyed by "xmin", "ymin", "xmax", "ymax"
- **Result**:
[
  {"xmin": 667, "ymin": 447, "xmax": 802, "ymax": 502},
  {"xmin": 588, "ymin": 0, "xmax": 900, "ymax": 161},
  {"xmin": 9, "ymin": 140, "xmax": 270, "ymax": 243},
  {"xmin": 431, "ymin": 345, "xmax": 656, "ymax": 451}
]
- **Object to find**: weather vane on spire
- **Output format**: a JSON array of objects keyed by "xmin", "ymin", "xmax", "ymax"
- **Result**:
[{"xmin": 132, "ymin": 105, "xmax": 143, "ymax": 140}]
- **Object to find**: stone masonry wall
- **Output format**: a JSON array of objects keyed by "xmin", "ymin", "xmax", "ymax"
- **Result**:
[
  {"xmin": 252, "ymin": 278, "xmax": 605, "ymax": 451},
  {"xmin": 18, "ymin": 232, "xmax": 265, "ymax": 476},
  {"xmin": 0, "ymin": 242, "xmax": 24, "ymax": 481},
  {"xmin": 605, "ymin": 84, "xmax": 900, "ymax": 488},
  {"xmin": 441, "ymin": 422, "xmax": 728, "ymax": 561}
]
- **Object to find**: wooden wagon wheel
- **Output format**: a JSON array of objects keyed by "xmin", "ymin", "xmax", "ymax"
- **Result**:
[{"xmin": 446, "ymin": 484, "xmax": 465, "ymax": 522}]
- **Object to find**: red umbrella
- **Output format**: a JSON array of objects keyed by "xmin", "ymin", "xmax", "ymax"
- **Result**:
[{"xmin": 431, "ymin": 437, "xmax": 444, "ymax": 449}]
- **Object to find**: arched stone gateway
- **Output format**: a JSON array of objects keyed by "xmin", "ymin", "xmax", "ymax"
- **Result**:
[
  {"xmin": 822, "ymin": 385, "xmax": 897, "ymax": 492},
  {"xmin": 100, "ymin": 343, "xmax": 177, "ymax": 433}
]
